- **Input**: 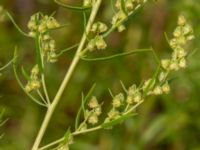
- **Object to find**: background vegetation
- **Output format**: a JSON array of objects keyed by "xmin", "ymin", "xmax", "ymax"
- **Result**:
[{"xmin": 0, "ymin": 0, "xmax": 199, "ymax": 149}]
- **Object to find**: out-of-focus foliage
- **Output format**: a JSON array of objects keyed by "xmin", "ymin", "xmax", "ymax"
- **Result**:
[{"xmin": 0, "ymin": 0, "xmax": 199, "ymax": 150}]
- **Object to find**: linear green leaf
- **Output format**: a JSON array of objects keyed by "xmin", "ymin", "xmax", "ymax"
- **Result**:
[
  {"xmin": 6, "ymin": 12, "xmax": 30, "ymax": 37},
  {"xmin": 81, "ymin": 48, "xmax": 152, "ymax": 61},
  {"xmin": 54, "ymin": 0, "xmax": 91, "ymax": 11},
  {"xmin": 120, "ymin": 0, "xmax": 128, "ymax": 16},
  {"xmin": 21, "ymin": 66, "xmax": 30, "ymax": 80},
  {"xmin": 35, "ymin": 34, "xmax": 44, "ymax": 72},
  {"xmin": 0, "ymin": 58, "xmax": 14, "ymax": 72},
  {"xmin": 56, "ymin": 43, "xmax": 79, "ymax": 57}
]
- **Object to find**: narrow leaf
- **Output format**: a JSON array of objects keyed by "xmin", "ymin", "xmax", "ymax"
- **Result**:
[
  {"xmin": 6, "ymin": 12, "xmax": 30, "ymax": 37},
  {"xmin": 56, "ymin": 43, "xmax": 79, "ymax": 57},
  {"xmin": 54, "ymin": 0, "xmax": 91, "ymax": 11},
  {"xmin": 35, "ymin": 35, "xmax": 44, "ymax": 72},
  {"xmin": 120, "ymin": 0, "xmax": 128, "ymax": 16},
  {"xmin": 81, "ymin": 48, "xmax": 152, "ymax": 61},
  {"xmin": 0, "ymin": 57, "xmax": 14, "ymax": 72},
  {"xmin": 75, "ymin": 93, "xmax": 84, "ymax": 129},
  {"xmin": 21, "ymin": 66, "xmax": 30, "ymax": 80}
]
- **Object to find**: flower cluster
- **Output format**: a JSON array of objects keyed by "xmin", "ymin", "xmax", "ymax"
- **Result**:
[
  {"xmin": 86, "ymin": 96, "xmax": 102, "ymax": 125},
  {"xmin": 25, "ymin": 65, "xmax": 41, "ymax": 92},
  {"xmin": 82, "ymin": 15, "xmax": 194, "ymax": 127},
  {"xmin": 86, "ymin": 22, "xmax": 108, "ymax": 51},
  {"xmin": 161, "ymin": 15, "xmax": 194, "ymax": 71},
  {"xmin": 112, "ymin": 0, "xmax": 146, "ymax": 32},
  {"xmin": 27, "ymin": 13, "xmax": 60, "ymax": 63}
]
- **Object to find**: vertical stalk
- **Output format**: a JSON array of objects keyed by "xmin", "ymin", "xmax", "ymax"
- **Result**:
[{"xmin": 31, "ymin": 0, "xmax": 102, "ymax": 149}]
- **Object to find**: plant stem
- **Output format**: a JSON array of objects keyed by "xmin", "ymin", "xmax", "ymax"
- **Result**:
[
  {"xmin": 31, "ymin": 1, "xmax": 102, "ymax": 149},
  {"xmin": 39, "ymin": 126, "xmax": 102, "ymax": 150}
]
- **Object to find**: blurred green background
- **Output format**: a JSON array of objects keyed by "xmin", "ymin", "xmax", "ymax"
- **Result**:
[{"xmin": 0, "ymin": 0, "xmax": 200, "ymax": 150}]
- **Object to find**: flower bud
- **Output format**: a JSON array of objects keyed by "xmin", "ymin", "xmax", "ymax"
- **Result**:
[
  {"xmin": 126, "ymin": 0, "xmax": 134, "ymax": 11},
  {"xmin": 126, "ymin": 95, "xmax": 134, "ymax": 104},
  {"xmin": 158, "ymin": 71, "xmax": 167, "ymax": 82},
  {"xmin": 94, "ymin": 106, "xmax": 102, "ymax": 116},
  {"xmin": 108, "ymin": 109, "xmax": 120, "ymax": 120},
  {"xmin": 31, "ymin": 65, "xmax": 39, "ymax": 76},
  {"xmin": 83, "ymin": 0, "xmax": 93, "ymax": 7},
  {"xmin": 169, "ymin": 61, "xmax": 179, "ymax": 71},
  {"xmin": 173, "ymin": 27, "xmax": 181, "ymax": 37},
  {"xmin": 179, "ymin": 58, "xmax": 186, "ymax": 68},
  {"xmin": 118, "ymin": 25, "xmax": 126, "ymax": 32},
  {"xmin": 178, "ymin": 15, "xmax": 186, "ymax": 26},
  {"xmin": 112, "ymin": 93, "xmax": 124, "ymax": 108},
  {"xmin": 87, "ymin": 39, "xmax": 96, "ymax": 51},
  {"xmin": 161, "ymin": 59, "xmax": 170, "ymax": 70},
  {"xmin": 88, "ymin": 96, "xmax": 99, "ymax": 109},
  {"xmin": 30, "ymin": 80, "xmax": 41, "ymax": 90},
  {"xmin": 88, "ymin": 114, "xmax": 98, "ymax": 125},
  {"xmin": 153, "ymin": 86, "xmax": 163, "ymax": 95},
  {"xmin": 162, "ymin": 82, "xmax": 170, "ymax": 94},
  {"xmin": 133, "ymin": 91, "xmax": 142, "ymax": 103},
  {"xmin": 95, "ymin": 36, "xmax": 107, "ymax": 50}
]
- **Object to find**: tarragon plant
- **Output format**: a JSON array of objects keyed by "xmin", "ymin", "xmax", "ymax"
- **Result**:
[{"xmin": 1, "ymin": 0, "xmax": 195, "ymax": 149}]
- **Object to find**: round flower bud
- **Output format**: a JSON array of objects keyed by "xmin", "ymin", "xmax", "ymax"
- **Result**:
[
  {"xmin": 169, "ymin": 61, "xmax": 179, "ymax": 71},
  {"xmin": 126, "ymin": 95, "xmax": 134, "ymax": 104},
  {"xmin": 87, "ymin": 39, "xmax": 96, "ymax": 51},
  {"xmin": 83, "ymin": 0, "xmax": 92, "ymax": 7},
  {"xmin": 38, "ymin": 23, "xmax": 46, "ymax": 33},
  {"xmin": 28, "ymin": 31, "xmax": 36, "ymax": 38},
  {"xmin": 91, "ymin": 23, "xmax": 98, "ymax": 33},
  {"xmin": 88, "ymin": 96, "xmax": 99, "ymax": 109},
  {"xmin": 31, "ymin": 65, "xmax": 39, "ymax": 76},
  {"xmin": 108, "ymin": 109, "xmax": 120, "ymax": 120},
  {"xmin": 158, "ymin": 71, "xmax": 167, "ymax": 82},
  {"xmin": 177, "ymin": 36, "xmax": 186, "ymax": 45},
  {"xmin": 115, "ymin": 0, "xmax": 121, "ymax": 10},
  {"xmin": 30, "ymin": 80, "xmax": 41, "ymax": 90},
  {"xmin": 88, "ymin": 114, "xmax": 98, "ymax": 125},
  {"xmin": 95, "ymin": 36, "xmax": 107, "ymax": 50},
  {"xmin": 128, "ymin": 84, "xmax": 137, "ymax": 95},
  {"xmin": 186, "ymin": 35, "xmax": 195, "ymax": 41},
  {"xmin": 178, "ymin": 15, "xmax": 186, "ymax": 26},
  {"xmin": 153, "ymin": 86, "xmax": 163, "ymax": 95},
  {"xmin": 25, "ymin": 84, "xmax": 32, "ymax": 93},
  {"xmin": 179, "ymin": 58, "xmax": 187, "ymax": 68},
  {"xmin": 112, "ymin": 93, "xmax": 124, "ymax": 108},
  {"xmin": 183, "ymin": 24, "xmax": 193, "ymax": 35},
  {"xmin": 118, "ymin": 25, "xmax": 126, "ymax": 32},
  {"xmin": 161, "ymin": 59, "xmax": 170, "ymax": 70},
  {"xmin": 94, "ymin": 106, "xmax": 102, "ymax": 116},
  {"xmin": 98, "ymin": 22, "xmax": 108, "ymax": 33},
  {"xmin": 133, "ymin": 91, "xmax": 142, "ymax": 103},
  {"xmin": 176, "ymin": 47, "xmax": 186, "ymax": 58},
  {"xmin": 48, "ymin": 52, "xmax": 57, "ymax": 63},
  {"xmin": 162, "ymin": 82, "xmax": 170, "ymax": 94},
  {"xmin": 169, "ymin": 39, "xmax": 177, "ymax": 49},
  {"xmin": 125, "ymin": 0, "xmax": 134, "ymax": 11},
  {"xmin": 28, "ymin": 21, "xmax": 37, "ymax": 30},
  {"xmin": 173, "ymin": 27, "xmax": 182, "ymax": 37}
]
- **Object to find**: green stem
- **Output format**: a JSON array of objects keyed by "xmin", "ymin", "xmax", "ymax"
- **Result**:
[
  {"xmin": 31, "ymin": 1, "xmax": 103, "ymax": 149},
  {"xmin": 39, "ymin": 126, "xmax": 102, "ymax": 150}
]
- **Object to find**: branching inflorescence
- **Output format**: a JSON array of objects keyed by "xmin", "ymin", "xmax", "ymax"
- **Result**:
[{"xmin": 1, "ymin": 0, "xmax": 194, "ymax": 150}]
